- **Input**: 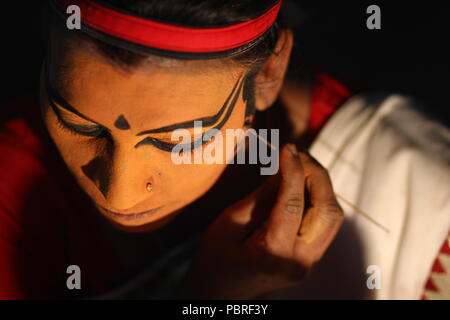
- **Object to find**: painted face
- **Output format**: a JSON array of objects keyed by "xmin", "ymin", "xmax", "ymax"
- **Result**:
[{"xmin": 40, "ymin": 32, "xmax": 251, "ymax": 231}]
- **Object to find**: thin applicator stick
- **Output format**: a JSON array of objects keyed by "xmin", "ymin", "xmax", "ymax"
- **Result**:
[
  {"xmin": 334, "ymin": 193, "xmax": 390, "ymax": 233},
  {"xmin": 249, "ymin": 129, "xmax": 277, "ymax": 151},
  {"xmin": 248, "ymin": 129, "xmax": 390, "ymax": 233}
]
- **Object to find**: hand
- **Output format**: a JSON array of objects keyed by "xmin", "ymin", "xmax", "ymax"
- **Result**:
[{"xmin": 176, "ymin": 144, "xmax": 344, "ymax": 299}]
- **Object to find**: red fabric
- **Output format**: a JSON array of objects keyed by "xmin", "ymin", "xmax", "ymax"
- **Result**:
[
  {"xmin": 308, "ymin": 73, "xmax": 351, "ymax": 134},
  {"xmin": 421, "ymin": 230, "xmax": 450, "ymax": 299},
  {"xmin": 0, "ymin": 73, "xmax": 348, "ymax": 299},
  {"xmin": 53, "ymin": 0, "xmax": 282, "ymax": 53},
  {"xmin": 0, "ymin": 95, "xmax": 126, "ymax": 299},
  {"xmin": 304, "ymin": 73, "xmax": 352, "ymax": 145}
]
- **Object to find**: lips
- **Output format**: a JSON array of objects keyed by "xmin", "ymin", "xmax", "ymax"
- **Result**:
[{"xmin": 100, "ymin": 205, "xmax": 163, "ymax": 221}]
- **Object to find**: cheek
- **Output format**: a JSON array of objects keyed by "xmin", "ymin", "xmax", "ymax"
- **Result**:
[{"xmin": 168, "ymin": 162, "xmax": 227, "ymax": 195}]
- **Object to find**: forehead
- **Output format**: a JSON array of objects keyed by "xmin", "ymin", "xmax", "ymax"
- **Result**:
[{"xmin": 49, "ymin": 36, "xmax": 245, "ymax": 130}]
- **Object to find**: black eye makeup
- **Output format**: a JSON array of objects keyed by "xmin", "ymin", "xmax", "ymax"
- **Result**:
[
  {"xmin": 134, "ymin": 75, "xmax": 245, "ymax": 152},
  {"xmin": 44, "ymin": 56, "xmax": 245, "ymax": 152},
  {"xmin": 46, "ymin": 91, "xmax": 106, "ymax": 138},
  {"xmin": 44, "ymin": 63, "xmax": 109, "ymax": 139},
  {"xmin": 53, "ymin": 111, "xmax": 107, "ymax": 138}
]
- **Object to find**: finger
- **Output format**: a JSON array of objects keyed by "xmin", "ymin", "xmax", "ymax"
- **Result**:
[
  {"xmin": 259, "ymin": 144, "xmax": 306, "ymax": 255},
  {"xmin": 209, "ymin": 173, "xmax": 279, "ymax": 243},
  {"xmin": 294, "ymin": 153, "xmax": 344, "ymax": 263},
  {"xmin": 301, "ymin": 152, "xmax": 338, "ymax": 207}
]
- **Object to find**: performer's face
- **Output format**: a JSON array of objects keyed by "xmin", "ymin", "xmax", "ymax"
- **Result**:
[{"xmin": 39, "ymin": 34, "xmax": 250, "ymax": 231}]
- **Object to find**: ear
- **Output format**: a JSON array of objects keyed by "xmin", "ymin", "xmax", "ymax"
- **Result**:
[{"xmin": 254, "ymin": 28, "xmax": 294, "ymax": 112}]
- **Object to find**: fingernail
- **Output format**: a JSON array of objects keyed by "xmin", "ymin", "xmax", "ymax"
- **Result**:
[{"xmin": 287, "ymin": 143, "xmax": 299, "ymax": 158}]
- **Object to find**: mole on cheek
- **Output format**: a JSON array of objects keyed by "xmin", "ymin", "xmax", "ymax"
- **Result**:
[{"xmin": 114, "ymin": 115, "xmax": 131, "ymax": 130}]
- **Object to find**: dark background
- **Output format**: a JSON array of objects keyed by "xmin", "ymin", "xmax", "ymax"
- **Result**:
[{"xmin": 0, "ymin": 1, "xmax": 448, "ymax": 125}]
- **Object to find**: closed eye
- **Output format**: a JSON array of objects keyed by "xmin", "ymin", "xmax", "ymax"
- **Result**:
[
  {"xmin": 136, "ymin": 130, "xmax": 217, "ymax": 153},
  {"xmin": 49, "ymin": 97, "xmax": 107, "ymax": 138},
  {"xmin": 54, "ymin": 114, "xmax": 106, "ymax": 138},
  {"xmin": 44, "ymin": 64, "xmax": 109, "ymax": 139}
]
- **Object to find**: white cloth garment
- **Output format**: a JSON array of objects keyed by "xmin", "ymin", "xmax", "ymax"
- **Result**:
[{"xmin": 262, "ymin": 92, "xmax": 450, "ymax": 299}]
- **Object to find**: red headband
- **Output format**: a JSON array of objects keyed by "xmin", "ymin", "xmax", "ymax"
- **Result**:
[{"xmin": 52, "ymin": 0, "xmax": 282, "ymax": 54}]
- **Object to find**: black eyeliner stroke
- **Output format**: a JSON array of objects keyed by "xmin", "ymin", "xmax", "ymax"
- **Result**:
[
  {"xmin": 46, "ymin": 89, "xmax": 106, "ymax": 137},
  {"xmin": 135, "ymin": 76, "xmax": 245, "ymax": 152},
  {"xmin": 136, "ymin": 75, "xmax": 243, "ymax": 135},
  {"xmin": 53, "ymin": 107, "xmax": 106, "ymax": 138},
  {"xmin": 44, "ymin": 60, "xmax": 103, "ymax": 126},
  {"xmin": 44, "ymin": 58, "xmax": 109, "ymax": 138}
]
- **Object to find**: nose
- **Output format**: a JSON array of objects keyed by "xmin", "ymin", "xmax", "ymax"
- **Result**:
[{"xmin": 82, "ymin": 145, "xmax": 154, "ymax": 212}]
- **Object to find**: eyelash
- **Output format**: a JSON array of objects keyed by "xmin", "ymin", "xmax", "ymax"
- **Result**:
[
  {"xmin": 55, "ymin": 115, "xmax": 106, "ymax": 138},
  {"xmin": 53, "ymin": 107, "xmax": 216, "ymax": 156},
  {"xmin": 56, "ymin": 117, "xmax": 214, "ymax": 155}
]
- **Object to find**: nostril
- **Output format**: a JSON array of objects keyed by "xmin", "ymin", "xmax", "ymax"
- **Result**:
[{"xmin": 82, "ymin": 156, "xmax": 105, "ymax": 189}]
